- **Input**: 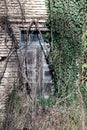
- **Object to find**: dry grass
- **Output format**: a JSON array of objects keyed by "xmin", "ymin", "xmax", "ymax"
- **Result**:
[
  {"xmin": 33, "ymin": 102, "xmax": 86, "ymax": 130},
  {"xmin": 2, "ymin": 86, "xmax": 87, "ymax": 130}
]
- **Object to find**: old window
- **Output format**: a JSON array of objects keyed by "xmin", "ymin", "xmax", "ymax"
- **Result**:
[
  {"xmin": 28, "ymin": 30, "xmax": 44, "ymax": 42},
  {"xmin": 19, "ymin": 27, "xmax": 53, "ymax": 97},
  {"xmin": 20, "ymin": 27, "xmax": 49, "ymax": 43}
]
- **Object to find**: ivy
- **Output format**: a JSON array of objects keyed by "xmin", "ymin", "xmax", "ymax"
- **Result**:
[{"xmin": 46, "ymin": 0, "xmax": 84, "ymax": 100}]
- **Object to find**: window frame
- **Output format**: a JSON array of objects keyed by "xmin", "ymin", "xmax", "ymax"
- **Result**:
[{"xmin": 19, "ymin": 27, "xmax": 49, "ymax": 43}]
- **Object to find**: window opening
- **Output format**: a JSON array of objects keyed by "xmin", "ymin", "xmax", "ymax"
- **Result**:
[
  {"xmin": 29, "ymin": 30, "xmax": 39, "ymax": 42},
  {"xmin": 20, "ymin": 27, "xmax": 49, "ymax": 43},
  {"xmin": 20, "ymin": 30, "xmax": 27, "ymax": 42}
]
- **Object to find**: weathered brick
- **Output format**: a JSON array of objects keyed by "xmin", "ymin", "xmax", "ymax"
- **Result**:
[{"xmin": 0, "ymin": 0, "xmax": 49, "ymax": 125}]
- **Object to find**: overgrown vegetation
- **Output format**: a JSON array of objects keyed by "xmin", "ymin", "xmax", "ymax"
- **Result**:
[
  {"xmin": 1, "ymin": 0, "xmax": 87, "ymax": 130},
  {"xmin": 44, "ymin": 0, "xmax": 87, "ymax": 129},
  {"xmin": 46, "ymin": 0, "xmax": 84, "ymax": 98}
]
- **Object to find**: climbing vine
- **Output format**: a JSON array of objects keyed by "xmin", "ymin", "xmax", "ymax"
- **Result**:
[{"xmin": 46, "ymin": 0, "xmax": 84, "ymax": 101}]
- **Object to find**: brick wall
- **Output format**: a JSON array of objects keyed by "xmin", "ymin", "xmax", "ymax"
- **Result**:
[
  {"xmin": 0, "ymin": 0, "xmax": 47, "ymax": 22},
  {"xmin": 0, "ymin": 0, "xmax": 48, "ymax": 126}
]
